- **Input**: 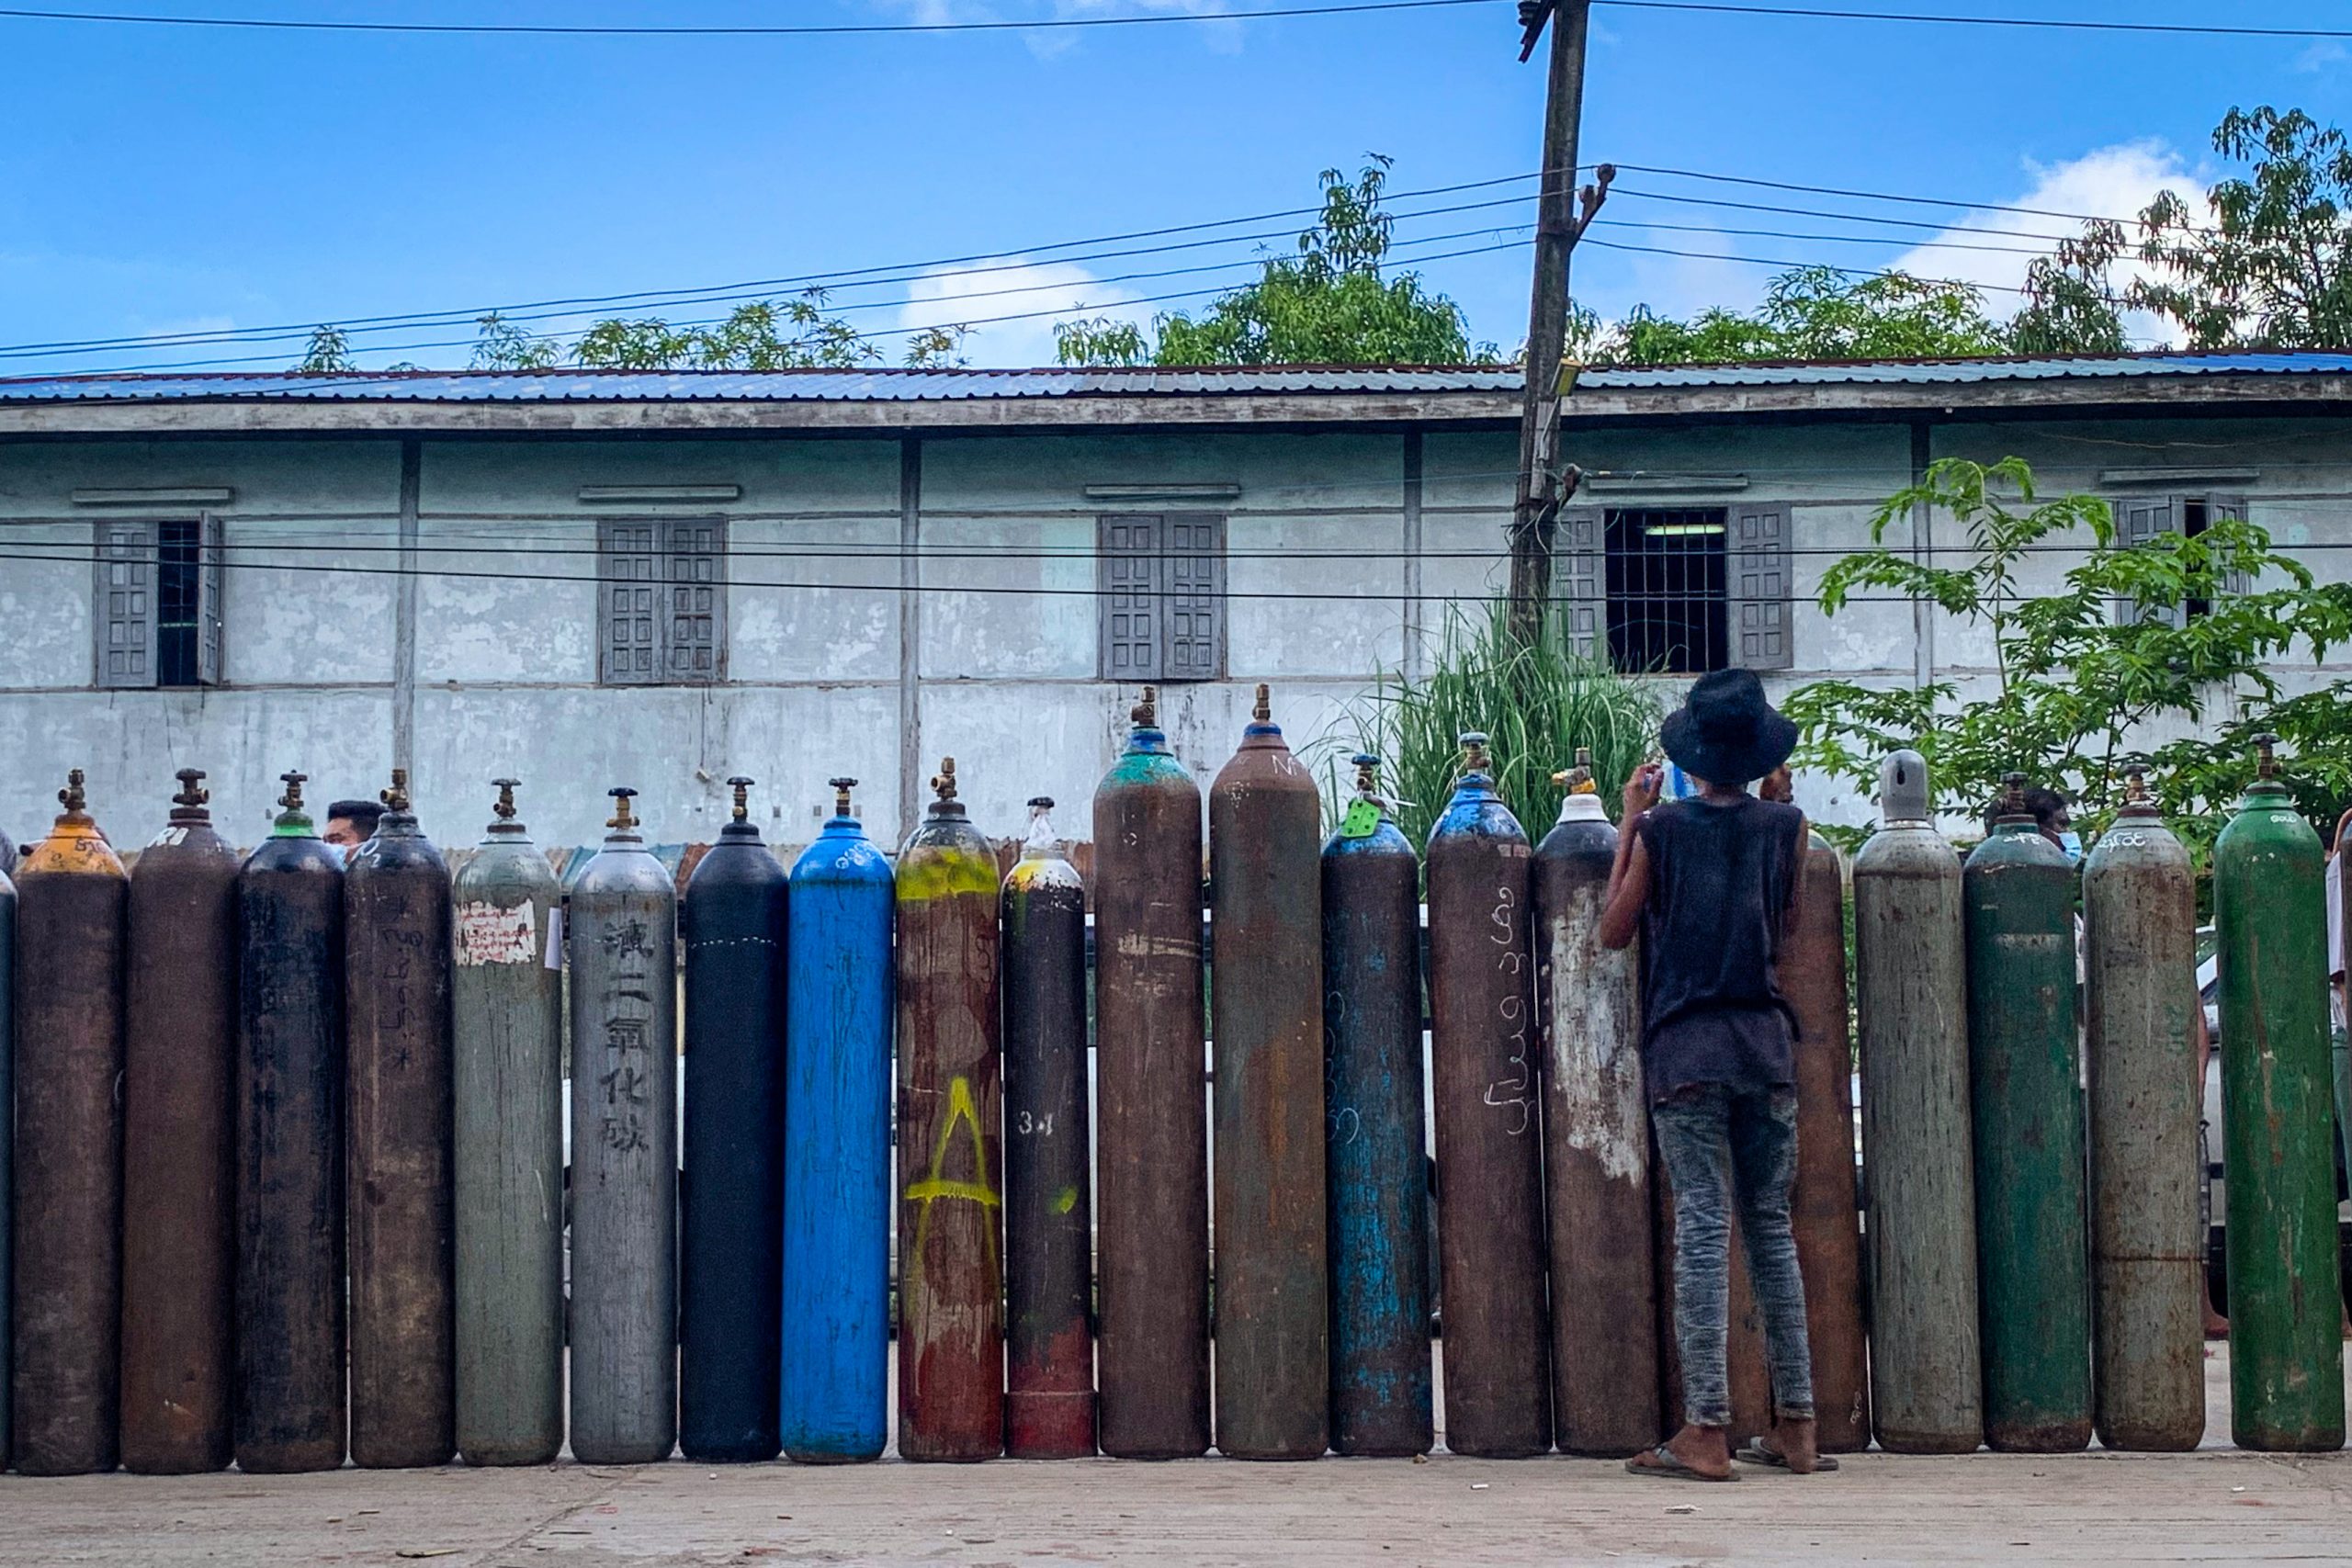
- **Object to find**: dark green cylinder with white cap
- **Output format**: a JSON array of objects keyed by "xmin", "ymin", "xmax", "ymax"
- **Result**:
[
  {"xmin": 1853, "ymin": 749, "xmax": 1982, "ymax": 1453},
  {"xmin": 2215, "ymin": 735, "xmax": 2346, "ymax": 1452},
  {"xmin": 1962, "ymin": 772, "xmax": 2090, "ymax": 1453}
]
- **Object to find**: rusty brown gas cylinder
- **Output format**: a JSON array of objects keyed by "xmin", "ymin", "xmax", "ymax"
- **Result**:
[
  {"xmin": 1091, "ymin": 687, "xmax": 1212, "ymax": 1459},
  {"xmin": 345, "ymin": 769, "xmax": 456, "ymax": 1468},
  {"xmin": 1422, "ymin": 734, "xmax": 1551, "ymax": 1457},
  {"xmin": 1001, "ymin": 798, "xmax": 1096, "ymax": 1459},
  {"xmin": 895, "ymin": 760, "xmax": 1005, "ymax": 1462},
  {"xmin": 236, "ymin": 772, "xmax": 348, "ymax": 1474},
  {"xmin": 11, "ymin": 769, "xmax": 129, "ymax": 1475},
  {"xmin": 2081, "ymin": 768, "xmax": 2203, "ymax": 1452},
  {"xmin": 1532, "ymin": 776, "xmax": 1656, "ymax": 1457},
  {"xmin": 1784, "ymin": 833, "xmax": 1870, "ymax": 1452},
  {"xmin": 120, "ymin": 768, "xmax": 240, "ymax": 1474},
  {"xmin": 1207, "ymin": 686, "xmax": 1329, "ymax": 1460}
]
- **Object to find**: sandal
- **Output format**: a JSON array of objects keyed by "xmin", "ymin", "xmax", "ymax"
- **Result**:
[
  {"xmin": 1624, "ymin": 1444, "xmax": 1739, "ymax": 1482},
  {"xmin": 1735, "ymin": 1438, "xmax": 1838, "ymax": 1472}
]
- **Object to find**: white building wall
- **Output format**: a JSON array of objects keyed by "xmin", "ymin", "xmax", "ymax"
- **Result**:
[{"xmin": 2, "ymin": 410, "xmax": 2346, "ymax": 854}]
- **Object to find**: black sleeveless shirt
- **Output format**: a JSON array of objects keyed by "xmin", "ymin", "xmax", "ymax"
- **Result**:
[{"xmin": 1634, "ymin": 795, "xmax": 1805, "ymax": 1100}]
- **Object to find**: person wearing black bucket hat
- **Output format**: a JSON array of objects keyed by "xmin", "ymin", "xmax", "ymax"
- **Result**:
[{"xmin": 1597, "ymin": 669, "xmax": 1825, "ymax": 1483}]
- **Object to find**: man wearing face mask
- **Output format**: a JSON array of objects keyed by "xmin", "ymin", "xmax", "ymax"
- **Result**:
[
  {"xmin": 1982, "ymin": 784, "xmax": 2078, "ymax": 861},
  {"xmin": 322, "ymin": 795, "xmax": 386, "ymax": 861}
]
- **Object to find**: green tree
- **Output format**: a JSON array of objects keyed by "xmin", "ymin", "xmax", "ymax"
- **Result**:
[
  {"xmin": 1057, "ymin": 156, "xmax": 1501, "ymax": 367},
  {"xmin": 1782, "ymin": 457, "xmax": 2352, "ymax": 854},
  {"xmin": 470, "ymin": 311, "xmax": 560, "ymax": 371},
  {"xmin": 296, "ymin": 324, "xmax": 356, "ymax": 373},
  {"xmin": 1584, "ymin": 264, "xmax": 2113, "ymax": 366}
]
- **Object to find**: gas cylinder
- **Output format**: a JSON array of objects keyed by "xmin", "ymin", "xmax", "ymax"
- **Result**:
[
  {"xmin": 679, "ymin": 775, "xmax": 787, "ymax": 1463},
  {"xmin": 120, "ymin": 767, "xmax": 240, "ymax": 1474},
  {"xmin": 10, "ymin": 768, "xmax": 128, "ymax": 1475},
  {"xmin": 896, "ymin": 758, "xmax": 1005, "ymax": 1462},
  {"xmin": 781, "ymin": 777, "xmax": 894, "ymax": 1463},
  {"xmin": 1207, "ymin": 685, "xmax": 1329, "ymax": 1460},
  {"xmin": 1001, "ymin": 796, "xmax": 1095, "ymax": 1459},
  {"xmin": 450, "ymin": 778, "xmax": 564, "ymax": 1467},
  {"xmin": 566, "ymin": 786, "xmax": 680, "ymax": 1466},
  {"xmin": 1851, "ymin": 750, "xmax": 1982, "ymax": 1454},
  {"xmin": 1784, "ymin": 831, "xmax": 1871, "ymax": 1453},
  {"xmin": 1091, "ymin": 687, "xmax": 1212, "ymax": 1460},
  {"xmin": 2080, "ymin": 765, "xmax": 2203, "ymax": 1451},
  {"xmin": 1423, "ymin": 732, "xmax": 1551, "ymax": 1458},
  {"xmin": 1962, "ymin": 773, "xmax": 2091, "ymax": 1453},
  {"xmin": 235, "ymin": 771, "xmax": 347, "ymax": 1473},
  {"xmin": 1530, "ymin": 749, "xmax": 1654, "ymax": 1458},
  {"xmin": 344, "ymin": 769, "xmax": 456, "ymax": 1469},
  {"xmin": 2214, "ymin": 736, "xmax": 2346, "ymax": 1452},
  {"xmin": 0, "ymin": 818, "xmax": 13, "ymax": 1467},
  {"xmin": 1320, "ymin": 754, "xmax": 1433, "ymax": 1458}
]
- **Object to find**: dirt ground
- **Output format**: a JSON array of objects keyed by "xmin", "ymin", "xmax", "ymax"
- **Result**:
[{"xmin": 2, "ymin": 1346, "xmax": 2346, "ymax": 1566}]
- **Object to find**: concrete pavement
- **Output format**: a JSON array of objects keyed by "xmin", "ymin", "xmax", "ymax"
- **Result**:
[{"xmin": 1, "ymin": 1346, "xmax": 2345, "ymax": 1565}]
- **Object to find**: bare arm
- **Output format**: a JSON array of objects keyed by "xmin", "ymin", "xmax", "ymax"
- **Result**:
[{"xmin": 1600, "ymin": 762, "xmax": 1664, "ymax": 951}]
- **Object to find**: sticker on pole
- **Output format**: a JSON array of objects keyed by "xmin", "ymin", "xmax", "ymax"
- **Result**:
[
  {"xmin": 455, "ymin": 901, "xmax": 537, "ymax": 966},
  {"xmin": 1340, "ymin": 800, "xmax": 1382, "ymax": 839}
]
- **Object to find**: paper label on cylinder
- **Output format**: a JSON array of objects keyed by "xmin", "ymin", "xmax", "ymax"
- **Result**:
[{"xmin": 456, "ymin": 900, "xmax": 537, "ymax": 965}]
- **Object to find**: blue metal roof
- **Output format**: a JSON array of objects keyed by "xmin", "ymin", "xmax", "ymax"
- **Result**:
[
  {"xmin": 2, "ymin": 352, "xmax": 2348, "ymax": 404},
  {"xmin": 1580, "ymin": 351, "xmax": 2352, "ymax": 389},
  {"xmin": 0, "ymin": 367, "xmax": 1523, "ymax": 402}
]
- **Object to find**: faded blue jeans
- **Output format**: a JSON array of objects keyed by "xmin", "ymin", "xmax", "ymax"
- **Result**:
[{"xmin": 1650, "ymin": 1084, "xmax": 1815, "ymax": 1429}]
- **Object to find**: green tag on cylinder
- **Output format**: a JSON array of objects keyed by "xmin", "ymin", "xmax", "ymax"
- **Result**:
[{"xmin": 1340, "ymin": 800, "xmax": 1381, "ymax": 839}]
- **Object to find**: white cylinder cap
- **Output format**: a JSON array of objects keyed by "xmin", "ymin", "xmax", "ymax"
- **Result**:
[
  {"xmin": 1555, "ymin": 793, "xmax": 1609, "ymax": 825},
  {"xmin": 1879, "ymin": 750, "xmax": 1930, "ymax": 825}
]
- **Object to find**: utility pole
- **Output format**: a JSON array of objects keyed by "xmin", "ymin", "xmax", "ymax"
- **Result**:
[{"xmin": 1507, "ymin": 0, "xmax": 1609, "ymax": 648}]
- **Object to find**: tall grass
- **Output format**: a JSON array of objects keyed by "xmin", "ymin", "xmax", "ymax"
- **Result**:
[{"xmin": 1308, "ymin": 600, "xmax": 1666, "ymax": 850}]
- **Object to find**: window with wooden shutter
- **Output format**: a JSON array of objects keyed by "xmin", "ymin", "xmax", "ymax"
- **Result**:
[
  {"xmin": 1163, "ymin": 513, "xmax": 1225, "ymax": 682},
  {"xmin": 94, "ymin": 520, "xmax": 157, "ymax": 688},
  {"xmin": 1555, "ymin": 507, "xmax": 1604, "ymax": 660},
  {"xmin": 1096, "ymin": 512, "xmax": 1227, "ymax": 682},
  {"xmin": 196, "ymin": 513, "xmax": 225, "ymax": 684},
  {"xmin": 1099, "ymin": 514, "xmax": 1162, "ymax": 680},
  {"xmin": 665, "ymin": 518, "xmax": 725, "ymax": 682},
  {"xmin": 1728, "ymin": 502, "xmax": 1793, "ymax": 671},
  {"xmin": 2210, "ymin": 496, "xmax": 2254, "ymax": 598},
  {"xmin": 598, "ymin": 518, "xmax": 724, "ymax": 685},
  {"xmin": 2112, "ymin": 497, "xmax": 2177, "ymax": 628}
]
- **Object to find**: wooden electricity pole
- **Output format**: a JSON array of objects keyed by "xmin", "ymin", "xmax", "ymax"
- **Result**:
[{"xmin": 1507, "ymin": 0, "xmax": 1609, "ymax": 648}]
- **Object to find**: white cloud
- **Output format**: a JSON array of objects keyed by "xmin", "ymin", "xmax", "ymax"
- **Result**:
[
  {"xmin": 867, "ymin": 0, "xmax": 1243, "ymax": 57},
  {"xmin": 895, "ymin": 256, "xmax": 1153, "ymax": 366},
  {"xmin": 2294, "ymin": 39, "xmax": 2346, "ymax": 73},
  {"xmin": 1889, "ymin": 141, "xmax": 2201, "ymax": 347}
]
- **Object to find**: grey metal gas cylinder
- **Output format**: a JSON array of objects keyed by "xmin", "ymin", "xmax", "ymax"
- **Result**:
[{"xmin": 1852, "ymin": 750, "xmax": 1982, "ymax": 1454}]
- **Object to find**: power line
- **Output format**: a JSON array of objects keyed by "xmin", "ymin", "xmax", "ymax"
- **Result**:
[
  {"xmin": 1595, "ymin": 2, "xmax": 2352, "ymax": 41},
  {"xmin": 1612, "ymin": 163, "xmax": 2217, "ymax": 236},
  {"xmin": 0, "ymin": 545, "xmax": 2072, "ymax": 604},
  {"xmin": 0, "ymin": 0, "xmax": 1485, "ymax": 37},
  {"xmin": 0, "ymin": 172, "xmax": 1557, "ymax": 361},
  {"xmin": 1581, "ymin": 235, "xmax": 2042, "ymax": 296},
  {"xmin": 1596, "ymin": 215, "xmax": 2060, "ymax": 260},
  {"xmin": 24, "ymin": 236, "xmax": 1535, "ymax": 376},
  {"xmin": 1612, "ymin": 186, "xmax": 2087, "ymax": 243}
]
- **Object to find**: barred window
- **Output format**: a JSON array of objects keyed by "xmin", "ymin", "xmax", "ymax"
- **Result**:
[
  {"xmin": 1558, "ymin": 502, "xmax": 1791, "ymax": 675},
  {"xmin": 2115, "ymin": 494, "xmax": 2248, "ymax": 626},
  {"xmin": 599, "ymin": 518, "xmax": 726, "ymax": 685},
  {"xmin": 94, "ymin": 517, "xmax": 222, "ymax": 689}
]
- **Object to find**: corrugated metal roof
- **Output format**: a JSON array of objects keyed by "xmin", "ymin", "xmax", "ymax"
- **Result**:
[
  {"xmin": 0, "ymin": 366, "xmax": 1524, "ymax": 403},
  {"xmin": 4, "ymin": 351, "xmax": 2350, "ymax": 404},
  {"xmin": 1579, "ymin": 351, "xmax": 2352, "ymax": 389}
]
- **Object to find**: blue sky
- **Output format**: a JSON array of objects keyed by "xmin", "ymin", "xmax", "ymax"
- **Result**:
[{"xmin": 1, "ymin": 0, "xmax": 2347, "ymax": 374}]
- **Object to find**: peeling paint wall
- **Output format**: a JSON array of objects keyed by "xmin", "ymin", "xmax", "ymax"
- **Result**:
[{"xmin": 3, "ymin": 412, "xmax": 2348, "ymax": 852}]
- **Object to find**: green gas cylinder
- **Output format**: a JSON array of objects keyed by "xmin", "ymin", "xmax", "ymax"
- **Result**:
[
  {"xmin": 2215, "ymin": 735, "xmax": 2346, "ymax": 1453},
  {"xmin": 1962, "ymin": 773, "xmax": 2090, "ymax": 1452}
]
